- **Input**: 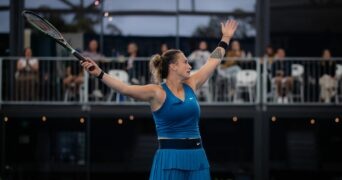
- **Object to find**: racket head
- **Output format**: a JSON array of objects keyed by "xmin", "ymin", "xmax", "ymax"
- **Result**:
[{"xmin": 22, "ymin": 10, "xmax": 70, "ymax": 48}]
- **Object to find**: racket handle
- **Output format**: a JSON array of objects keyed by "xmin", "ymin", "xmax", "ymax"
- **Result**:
[{"xmin": 73, "ymin": 50, "xmax": 95, "ymax": 71}]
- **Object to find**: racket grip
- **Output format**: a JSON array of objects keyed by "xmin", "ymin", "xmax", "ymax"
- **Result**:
[
  {"xmin": 73, "ymin": 51, "xmax": 95, "ymax": 71},
  {"xmin": 73, "ymin": 50, "xmax": 86, "ymax": 61}
]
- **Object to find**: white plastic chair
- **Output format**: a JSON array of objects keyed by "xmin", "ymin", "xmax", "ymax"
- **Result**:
[
  {"xmin": 233, "ymin": 70, "xmax": 257, "ymax": 102},
  {"xmin": 107, "ymin": 70, "xmax": 129, "ymax": 102}
]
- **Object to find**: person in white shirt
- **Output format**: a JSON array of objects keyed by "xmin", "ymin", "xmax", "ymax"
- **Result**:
[
  {"xmin": 188, "ymin": 41, "xmax": 211, "ymax": 70},
  {"xmin": 16, "ymin": 47, "xmax": 39, "ymax": 100}
]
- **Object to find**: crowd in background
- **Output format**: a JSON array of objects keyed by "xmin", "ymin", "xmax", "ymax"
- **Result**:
[{"xmin": 14, "ymin": 39, "xmax": 342, "ymax": 103}]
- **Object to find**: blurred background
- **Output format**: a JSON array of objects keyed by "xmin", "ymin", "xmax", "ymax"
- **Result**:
[{"xmin": 0, "ymin": 0, "xmax": 342, "ymax": 179}]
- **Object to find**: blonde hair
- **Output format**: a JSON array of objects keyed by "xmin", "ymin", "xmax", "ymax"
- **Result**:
[{"xmin": 149, "ymin": 49, "xmax": 181, "ymax": 84}]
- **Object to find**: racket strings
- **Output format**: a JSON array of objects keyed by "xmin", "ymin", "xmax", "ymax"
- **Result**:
[{"xmin": 26, "ymin": 14, "xmax": 62, "ymax": 40}]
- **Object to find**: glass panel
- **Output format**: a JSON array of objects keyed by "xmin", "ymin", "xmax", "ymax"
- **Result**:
[
  {"xmin": 99, "ymin": 16, "xmax": 177, "ymax": 36},
  {"xmin": 103, "ymin": 0, "xmax": 177, "ymax": 11},
  {"xmin": 0, "ymin": 11, "xmax": 9, "ymax": 33},
  {"xmin": 0, "ymin": 0, "xmax": 9, "ymax": 6},
  {"xmin": 195, "ymin": 0, "xmax": 256, "ymax": 12},
  {"xmin": 179, "ymin": 15, "xmax": 210, "ymax": 37},
  {"xmin": 25, "ymin": 0, "xmax": 72, "ymax": 9}
]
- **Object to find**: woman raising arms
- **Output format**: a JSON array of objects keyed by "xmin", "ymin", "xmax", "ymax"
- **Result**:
[{"xmin": 81, "ymin": 19, "xmax": 238, "ymax": 180}]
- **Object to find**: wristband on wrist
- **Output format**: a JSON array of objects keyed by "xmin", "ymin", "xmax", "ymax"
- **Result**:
[
  {"xmin": 97, "ymin": 71, "xmax": 104, "ymax": 80},
  {"xmin": 218, "ymin": 41, "xmax": 229, "ymax": 51}
]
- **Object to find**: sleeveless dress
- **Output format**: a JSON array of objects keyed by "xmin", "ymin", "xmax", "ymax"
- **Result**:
[{"xmin": 149, "ymin": 83, "xmax": 210, "ymax": 180}]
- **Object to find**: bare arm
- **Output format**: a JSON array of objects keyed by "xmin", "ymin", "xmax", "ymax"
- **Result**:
[
  {"xmin": 30, "ymin": 59, "xmax": 39, "ymax": 72},
  {"xmin": 101, "ymin": 73, "xmax": 158, "ymax": 101},
  {"xmin": 186, "ymin": 19, "xmax": 238, "ymax": 90},
  {"xmin": 81, "ymin": 58, "xmax": 159, "ymax": 102},
  {"xmin": 16, "ymin": 59, "xmax": 25, "ymax": 71}
]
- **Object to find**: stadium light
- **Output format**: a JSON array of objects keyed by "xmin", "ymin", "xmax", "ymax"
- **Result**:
[
  {"xmin": 309, "ymin": 118, "xmax": 315, "ymax": 125},
  {"xmin": 117, "ymin": 118, "xmax": 123, "ymax": 125},
  {"xmin": 41, "ymin": 116, "xmax": 47, "ymax": 122},
  {"xmin": 94, "ymin": 0, "xmax": 100, "ymax": 6},
  {"xmin": 232, "ymin": 116, "xmax": 238, "ymax": 122},
  {"xmin": 80, "ymin": 117, "xmax": 85, "ymax": 124}
]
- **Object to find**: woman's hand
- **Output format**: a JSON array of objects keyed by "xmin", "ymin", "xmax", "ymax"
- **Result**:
[
  {"xmin": 221, "ymin": 19, "xmax": 238, "ymax": 39},
  {"xmin": 80, "ymin": 58, "xmax": 102, "ymax": 77}
]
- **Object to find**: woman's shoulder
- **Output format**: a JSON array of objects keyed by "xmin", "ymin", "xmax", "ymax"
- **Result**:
[{"xmin": 145, "ymin": 83, "xmax": 166, "ymax": 95}]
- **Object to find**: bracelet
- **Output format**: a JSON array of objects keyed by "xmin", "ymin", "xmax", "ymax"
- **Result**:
[
  {"xmin": 218, "ymin": 41, "xmax": 229, "ymax": 51},
  {"xmin": 97, "ymin": 71, "xmax": 104, "ymax": 80}
]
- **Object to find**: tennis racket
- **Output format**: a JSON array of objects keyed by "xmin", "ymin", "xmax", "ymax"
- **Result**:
[{"xmin": 22, "ymin": 10, "xmax": 95, "ymax": 71}]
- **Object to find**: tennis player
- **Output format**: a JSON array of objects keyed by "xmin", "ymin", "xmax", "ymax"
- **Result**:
[{"xmin": 81, "ymin": 19, "xmax": 238, "ymax": 180}]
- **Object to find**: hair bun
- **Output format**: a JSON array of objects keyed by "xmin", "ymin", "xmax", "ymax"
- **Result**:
[{"xmin": 151, "ymin": 54, "xmax": 162, "ymax": 68}]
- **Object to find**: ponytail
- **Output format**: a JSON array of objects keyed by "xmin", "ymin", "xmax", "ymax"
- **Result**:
[{"xmin": 149, "ymin": 49, "xmax": 182, "ymax": 84}]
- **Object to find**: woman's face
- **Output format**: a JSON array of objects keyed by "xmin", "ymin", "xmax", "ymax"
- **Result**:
[
  {"xmin": 89, "ymin": 40, "xmax": 98, "ymax": 52},
  {"xmin": 171, "ymin": 53, "xmax": 192, "ymax": 79},
  {"xmin": 199, "ymin": 41, "xmax": 207, "ymax": 50},
  {"xmin": 25, "ymin": 48, "xmax": 32, "ymax": 57},
  {"xmin": 128, "ymin": 43, "xmax": 137, "ymax": 54},
  {"xmin": 231, "ymin": 41, "xmax": 240, "ymax": 51},
  {"xmin": 322, "ymin": 50, "xmax": 331, "ymax": 60}
]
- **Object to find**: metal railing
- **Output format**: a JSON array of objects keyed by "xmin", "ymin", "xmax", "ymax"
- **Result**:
[
  {"xmin": 263, "ymin": 58, "xmax": 342, "ymax": 105},
  {"xmin": 1, "ymin": 56, "xmax": 341, "ymax": 105}
]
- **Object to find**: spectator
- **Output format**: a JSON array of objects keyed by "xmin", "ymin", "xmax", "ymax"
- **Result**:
[
  {"xmin": 188, "ymin": 41, "xmax": 211, "ymax": 70},
  {"xmin": 82, "ymin": 39, "xmax": 105, "ymax": 61},
  {"xmin": 319, "ymin": 49, "xmax": 336, "ymax": 103},
  {"xmin": 264, "ymin": 45, "xmax": 275, "ymax": 68},
  {"xmin": 15, "ymin": 47, "xmax": 39, "ymax": 101},
  {"xmin": 218, "ymin": 40, "xmax": 244, "ymax": 100},
  {"xmin": 221, "ymin": 40, "xmax": 245, "ymax": 72},
  {"xmin": 272, "ymin": 48, "xmax": 293, "ymax": 103},
  {"xmin": 82, "ymin": 39, "xmax": 106, "ymax": 99},
  {"xmin": 126, "ymin": 42, "xmax": 142, "ymax": 84},
  {"xmin": 63, "ymin": 62, "xmax": 84, "ymax": 100}
]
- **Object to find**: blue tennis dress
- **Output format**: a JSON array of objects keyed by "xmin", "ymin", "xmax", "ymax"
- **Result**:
[{"xmin": 150, "ymin": 83, "xmax": 210, "ymax": 180}]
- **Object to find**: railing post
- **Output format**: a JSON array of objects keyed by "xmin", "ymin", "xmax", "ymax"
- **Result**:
[
  {"xmin": 0, "ymin": 58, "xmax": 3, "ymax": 106},
  {"xmin": 256, "ymin": 57, "xmax": 261, "ymax": 104},
  {"xmin": 263, "ymin": 57, "xmax": 268, "ymax": 105},
  {"xmin": 82, "ymin": 69, "xmax": 90, "ymax": 110}
]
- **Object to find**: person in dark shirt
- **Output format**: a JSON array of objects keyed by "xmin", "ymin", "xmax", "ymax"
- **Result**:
[{"xmin": 271, "ymin": 48, "xmax": 293, "ymax": 103}]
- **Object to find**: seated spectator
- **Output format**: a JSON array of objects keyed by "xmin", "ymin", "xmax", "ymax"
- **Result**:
[
  {"xmin": 272, "ymin": 48, "xmax": 293, "ymax": 103},
  {"xmin": 82, "ymin": 39, "xmax": 106, "ymax": 99},
  {"xmin": 125, "ymin": 42, "xmax": 143, "ymax": 84},
  {"xmin": 263, "ymin": 45, "xmax": 275, "ymax": 69},
  {"xmin": 219, "ymin": 40, "xmax": 245, "ymax": 99},
  {"xmin": 319, "ymin": 49, "xmax": 336, "ymax": 103},
  {"xmin": 15, "ymin": 47, "xmax": 39, "ymax": 101},
  {"xmin": 221, "ymin": 40, "xmax": 245, "ymax": 69},
  {"xmin": 63, "ymin": 62, "xmax": 84, "ymax": 101},
  {"xmin": 188, "ymin": 41, "xmax": 211, "ymax": 70}
]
